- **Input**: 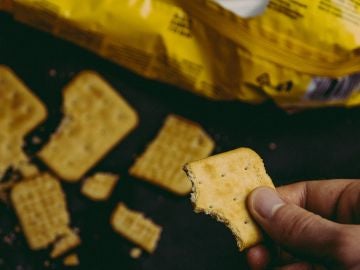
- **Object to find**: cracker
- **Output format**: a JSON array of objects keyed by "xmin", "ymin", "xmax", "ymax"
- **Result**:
[
  {"xmin": 63, "ymin": 254, "xmax": 80, "ymax": 267},
  {"xmin": 111, "ymin": 203, "xmax": 162, "ymax": 253},
  {"xmin": 38, "ymin": 71, "xmax": 138, "ymax": 181},
  {"xmin": 129, "ymin": 247, "xmax": 142, "ymax": 259},
  {"xmin": 184, "ymin": 148, "xmax": 275, "ymax": 251},
  {"xmin": 130, "ymin": 115, "xmax": 214, "ymax": 195},
  {"xmin": 10, "ymin": 173, "xmax": 71, "ymax": 250},
  {"xmin": 0, "ymin": 66, "xmax": 47, "ymax": 179},
  {"xmin": 81, "ymin": 173, "xmax": 119, "ymax": 201},
  {"xmin": 50, "ymin": 228, "xmax": 81, "ymax": 258}
]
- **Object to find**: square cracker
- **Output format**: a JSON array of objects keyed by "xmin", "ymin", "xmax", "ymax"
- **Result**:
[
  {"xmin": 81, "ymin": 172, "xmax": 119, "ymax": 201},
  {"xmin": 184, "ymin": 148, "xmax": 275, "ymax": 251},
  {"xmin": 11, "ymin": 173, "xmax": 71, "ymax": 250},
  {"xmin": 38, "ymin": 71, "xmax": 138, "ymax": 181},
  {"xmin": 0, "ymin": 65, "xmax": 47, "ymax": 178},
  {"xmin": 111, "ymin": 203, "xmax": 162, "ymax": 253},
  {"xmin": 130, "ymin": 115, "xmax": 214, "ymax": 195}
]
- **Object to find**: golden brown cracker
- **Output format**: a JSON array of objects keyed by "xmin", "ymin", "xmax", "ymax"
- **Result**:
[
  {"xmin": 130, "ymin": 115, "xmax": 214, "ymax": 195},
  {"xmin": 0, "ymin": 65, "xmax": 47, "ymax": 178},
  {"xmin": 11, "ymin": 173, "xmax": 70, "ymax": 250},
  {"xmin": 111, "ymin": 203, "xmax": 162, "ymax": 253},
  {"xmin": 81, "ymin": 173, "xmax": 119, "ymax": 201},
  {"xmin": 51, "ymin": 228, "xmax": 81, "ymax": 258},
  {"xmin": 38, "ymin": 71, "xmax": 138, "ymax": 181},
  {"xmin": 184, "ymin": 148, "xmax": 275, "ymax": 251}
]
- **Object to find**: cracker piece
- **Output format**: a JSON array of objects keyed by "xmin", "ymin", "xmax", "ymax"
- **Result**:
[
  {"xmin": 81, "ymin": 173, "xmax": 118, "ymax": 201},
  {"xmin": 38, "ymin": 71, "xmax": 138, "ymax": 181},
  {"xmin": 184, "ymin": 148, "xmax": 275, "ymax": 251},
  {"xmin": 17, "ymin": 162, "xmax": 39, "ymax": 178},
  {"xmin": 130, "ymin": 115, "xmax": 214, "ymax": 195},
  {"xmin": 10, "ymin": 173, "xmax": 70, "ymax": 250},
  {"xmin": 50, "ymin": 228, "xmax": 81, "ymax": 258},
  {"xmin": 0, "ymin": 66, "xmax": 47, "ymax": 179},
  {"xmin": 63, "ymin": 254, "xmax": 80, "ymax": 267},
  {"xmin": 129, "ymin": 247, "xmax": 142, "ymax": 259},
  {"xmin": 111, "ymin": 203, "xmax": 162, "ymax": 253}
]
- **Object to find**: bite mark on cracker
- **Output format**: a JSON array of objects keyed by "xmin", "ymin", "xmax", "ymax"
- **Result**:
[
  {"xmin": 184, "ymin": 148, "xmax": 275, "ymax": 251},
  {"xmin": 0, "ymin": 66, "xmax": 47, "ymax": 179},
  {"xmin": 38, "ymin": 71, "xmax": 138, "ymax": 181},
  {"xmin": 130, "ymin": 115, "xmax": 214, "ymax": 195}
]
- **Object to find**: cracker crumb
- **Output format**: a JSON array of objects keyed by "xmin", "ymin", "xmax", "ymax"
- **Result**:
[
  {"xmin": 63, "ymin": 254, "xmax": 80, "ymax": 266},
  {"xmin": 130, "ymin": 247, "xmax": 142, "ymax": 259},
  {"xmin": 31, "ymin": 136, "xmax": 42, "ymax": 145},
  {"xmin": 43, "ymin": 260, "xmax": 50, "ymax": 268},
  {"xmin": 49, "ymin": 69, "xmax": 57, "ymax": 77},
  {"xmin": 268, "ymin": 142, "xmax": 277, "ymax": 151}
]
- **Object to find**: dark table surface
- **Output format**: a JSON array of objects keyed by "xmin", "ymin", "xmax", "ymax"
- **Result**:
[{"xmin": 0, "ymin": 12, "xmax": 359, "ymax": 270}]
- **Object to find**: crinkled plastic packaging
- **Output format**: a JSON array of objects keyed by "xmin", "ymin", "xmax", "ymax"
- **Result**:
[{"xmin": 2, "ymin": 0, "xmax": 360, "ymax": 109}]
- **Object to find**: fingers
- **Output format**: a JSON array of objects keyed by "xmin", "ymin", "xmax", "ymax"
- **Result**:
[
  {"xmin": 276, "ymin": 179, "xmax": 359, "ymax": 220},
  {"xmin": 336, "ymin": 181, "xmax": 360, "ymax": 224},
  {"xmin": 246, "ymin": 245, "xmax": 270, "ymax": 270},
  {"xmin": 247, "ymin": 187, "xmax": 342, "ymax": 264}
]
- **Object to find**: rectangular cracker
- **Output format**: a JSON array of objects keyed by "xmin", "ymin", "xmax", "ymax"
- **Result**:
[
  {"xmin": 38, "ymin": 71, "xmax": 138, "ymax": 181},
  {"xmin": 81, "ymin": 173, "xmax": 119, "ymax": 201},
  {"xmin": 11, "ymin": 173, "xmax": 71, "ymax": 250},
  {"xmin": 129, "ymin": 115, "xmax": 214, "ymax": 195},
  {"xmin": 111, "ymin": 203, "xmax": 162, "ymax": 253},
  {"xmin": 184, "ymin": 148, "xmax": 275, "ymax": 251},
  {"xmin": 0, "ymin": 65, "xmax": 47, "ymax": 179}
]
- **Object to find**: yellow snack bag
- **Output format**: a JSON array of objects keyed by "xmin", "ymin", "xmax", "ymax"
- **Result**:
[
  {"xmin": 181, "ymin": 0, "xmax": 360, "ymax": 108},
  {"xmin": 8, "ymin": 0, "xmax": 237, "ymax": 100},
  {"xmin": 5, "ymin": 0, "xmax": 360, "ymax": 108}
]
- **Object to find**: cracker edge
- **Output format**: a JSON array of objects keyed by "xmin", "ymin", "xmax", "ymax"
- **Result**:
[{"xmin": 183, "ymin": 148, "xmax": 273, "ymax": 251}]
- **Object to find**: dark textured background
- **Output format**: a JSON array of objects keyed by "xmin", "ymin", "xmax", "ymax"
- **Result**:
[{"xmin": 0, "ymin": 12, "xmax": 359, "ymax": 270}]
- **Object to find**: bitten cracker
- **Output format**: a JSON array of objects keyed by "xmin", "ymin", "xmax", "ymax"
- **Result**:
[
  {"xmin": 81, "ymin": 173, "xmax": 119, "ymax": 201},
  {"xmin": 38, "ymin": 71, "xmax": 138, "ymax": 181},
  {"xmin": 111, "ymin": 203, "xmax": 162, "ymax": 253},
  {"xmin": 11, "ymin": 173, "xmax": 71, "ymax": 250},
  {"xmin": 184, "ymin": 148, "xmax": 275, "ymax": 251},
  {"xmin": 0, "ymin": 66, "xmax": 47, "ymax": 179},
  {"xmin": 130, "ymin": 115, "xmax": 214, "ymax": 195}
]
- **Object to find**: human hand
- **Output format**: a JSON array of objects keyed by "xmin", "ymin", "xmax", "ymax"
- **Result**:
[{"xmin": 246, "ymin": 180, "xmax": 360, "ymax": 269}]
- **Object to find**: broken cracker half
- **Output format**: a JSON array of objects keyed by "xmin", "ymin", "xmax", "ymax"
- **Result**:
[
  {"xmin": 81, "ymin": 172, "xmax": 119, "ymax": 201},
  {"xmin": 111, "ymin": 203, "xmax": 162, "ymax": 253},
  {"xmin": 0, "ymin": 65, "xmax": 47, "ymax": 179},
  {"xmin": 11, "ymin": 173, "xmax": 71, "ymax": 250},
  {"xmin": 184, "ymin": 148, "xmax": 275, "ymax": 251},
  {"xmin": 130, "ymin": 115, "xmax": 214, "ymax": 195},
  {"xmin": 38, "ymin": 71, "xmax": 138, "ymax": 181}
]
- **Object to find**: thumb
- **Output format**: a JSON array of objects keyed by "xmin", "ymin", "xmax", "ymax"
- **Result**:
[{"xmin": 247, "ymin": 187, "xmax": 342, "ymax": 263}]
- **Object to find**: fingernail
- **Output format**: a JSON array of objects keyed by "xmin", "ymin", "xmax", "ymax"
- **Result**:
[{"xmin": 251, "ymin": 187, "xmax": 284, "ymax": 219}]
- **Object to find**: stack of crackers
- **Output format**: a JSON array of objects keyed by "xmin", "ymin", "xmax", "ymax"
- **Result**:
[{"xmin": 1, "ymin": 65, "xmax": 274, "ymax": 267}]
